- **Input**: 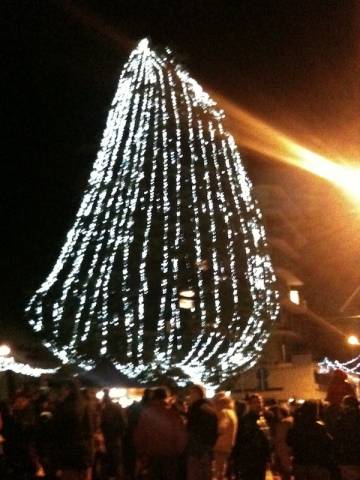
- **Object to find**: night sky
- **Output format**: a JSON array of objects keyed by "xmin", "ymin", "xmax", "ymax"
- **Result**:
[{"xmin": 2, "ymin": 0, "xmax": 360, "ymax": 335}]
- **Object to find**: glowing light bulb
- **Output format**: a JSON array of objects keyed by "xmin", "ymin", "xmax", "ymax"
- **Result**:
[
  {"xmin": 348, "ymin": 335, "xmax": 360, "ymax": 346},
  {"xmin": 0, "ymin": 345, "xmax": 11, "ymax": 357}
]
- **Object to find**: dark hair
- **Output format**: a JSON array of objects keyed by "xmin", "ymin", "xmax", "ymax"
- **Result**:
[
  {"xmin": 189, "ymin": 384, "xmax": 206, "ymax": 399},
  {"xmin": 152, "ymin": 387, "xmax": 169, "ymax": 401},
  {"xmin": 297, "ymin": 400, "xmax": 318, "ymax": 423},
  {"xmin": 248, "ymin": 394, "xmax": 261, "ymax": 403},
  {"xmin": 141, "ymin": 388, "xmax": 153, "ymax": 404}
]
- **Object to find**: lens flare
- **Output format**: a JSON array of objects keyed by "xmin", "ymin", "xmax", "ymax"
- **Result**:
[
  {"xmin": 212, "ymin": 93, "xmax": 360, "ymax": 203},
  {"xmin": 287, "ymin": 145, "xmax": 360, "ymax": 202}
]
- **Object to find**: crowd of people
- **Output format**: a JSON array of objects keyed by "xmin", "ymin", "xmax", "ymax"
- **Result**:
[{"xmin": 0, "ymin": 369, "xmax": 359, "ymax": 480}]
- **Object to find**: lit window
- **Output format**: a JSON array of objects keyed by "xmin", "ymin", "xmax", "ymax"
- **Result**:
[
  {"xmin": 289, "ymin": 289, "xmax": 300, "ymax": 305},
  {"xmin": 179, "ymin": 289, "xmax": 195, "ymax": 298},
  {"xmin": 179, "ymin": 298, "xmax": 195, "ymax": 310}
]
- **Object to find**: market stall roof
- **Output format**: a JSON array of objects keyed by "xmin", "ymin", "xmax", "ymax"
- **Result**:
[
  {"xmin": 1, "ymin": 319, "xmax": 59, "ymax": 368},
  {"xmin": 79, "ymin": 359, "xmax": 141, "ymax": 388}
]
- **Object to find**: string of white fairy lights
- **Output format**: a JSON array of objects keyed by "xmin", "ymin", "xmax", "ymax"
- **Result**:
[
  {"xmin": 318, "ymin": 356, "xmax": 360, "ymax": 376},
  {"xmin": 26, "ymin": 39, "xmax": 278, "ymax": 383},
  {"xmin": 0, "ymin": 356, "xmax": 57, "ymax": 377}
]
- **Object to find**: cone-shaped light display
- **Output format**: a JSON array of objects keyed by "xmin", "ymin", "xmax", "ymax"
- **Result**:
[{"xmin": 26, "ymin": 39, "xmax": 279, "ymax": 383}]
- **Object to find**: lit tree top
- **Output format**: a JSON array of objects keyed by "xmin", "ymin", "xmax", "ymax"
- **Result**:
[{"xmin": 26, "ymin": 39, "xmax": 279, "ymax": 384}]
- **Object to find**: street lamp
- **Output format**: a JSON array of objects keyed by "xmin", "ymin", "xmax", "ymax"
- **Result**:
[
  {"xmin": 0, "ymin": 344, "xmax": 11, "ymax": 357},
  {"xmin": 0, "ymin": 344, "xmax": 13, "ymax": 400}
]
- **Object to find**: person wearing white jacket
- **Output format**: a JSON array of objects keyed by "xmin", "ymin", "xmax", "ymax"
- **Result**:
[{"xmin": 213, "ymin": 392, "xmax": 238, "ymax": 480}]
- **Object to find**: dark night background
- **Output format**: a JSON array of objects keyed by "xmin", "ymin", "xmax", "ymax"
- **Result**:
[{"xmin": 2, "ymin": 1, "xmax": 360, "ymax": 343}]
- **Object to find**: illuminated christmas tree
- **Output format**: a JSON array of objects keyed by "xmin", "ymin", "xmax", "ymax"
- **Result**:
[{"xmin": 26, "ymin": 39, "xmax": 278, "ymax": 383}]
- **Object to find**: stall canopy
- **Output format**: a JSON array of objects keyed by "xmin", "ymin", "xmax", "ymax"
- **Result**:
[{"xmin": 79, "ymin": 358, "xmax": 141, "ymax": 388}]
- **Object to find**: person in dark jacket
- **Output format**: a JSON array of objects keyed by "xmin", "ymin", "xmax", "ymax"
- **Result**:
[
  {"xmin": 34, "ymin": 394, "xmax": 57, "ymax": 480},
  {"xmin": 0, "ymin": 403, "xmax": 5, "ymax": 477},
  {"xmin": 324, "ymin": 370, "xmax": 356, "ymax": 438},
  {"xmin": 228, "ymin": 400, "xmax": 247, "ymax": 479},
  {"xmin": 186, "ymin": 384, "xmax": 218, "ymax": 480},
  {"xmin": 287, "ymin": 400, "xmax": 336, "ymax": 480},
  {"xmin": 100, "ymin": 390, "xmax": 126, "ymax": 480},
  {"xmin": 53, "ymin": 381, "xmax": 94, "ymax": 480},
  {"xmin": 134, "ymin": 387, "xmax": 187, "ymax": 480},
  {"xmin": 233, "ymin": 394, "xmax": 270, "ymax": 480},
  {"xmin": 123, "ymin": 387, "xmax": 153, "ymax": 480},
  {"xmin": 4, "ymin": 392, "xmax": 37, "ymax": 480},
  {"xmin": 333, "ymin": 395, "xmax": 360, "ymax": 480}
]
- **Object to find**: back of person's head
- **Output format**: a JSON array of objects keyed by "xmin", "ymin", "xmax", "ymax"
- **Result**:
[
  {"xmin": 188, "ymin": 384, "xmax": 206, "ymax": 402},
  {"xmin": 213, "ymin": 391, "xmax": 234, "ymax": 410},
  {"xmin": 141, "ymin": 388, "xmax": 153, "ymax": 405},
  {"xmin": 247, "ymin": 394, "xmax": 263, "ymax": 414},
  {"xmin": 151, "ymin": 387, "xmax": 170, "ymax": 402},
  {"xmin": 298, "ymin": 400, "xmax": 318, "ymax": 424},
  {"xmin": 248, "ymin": 393, "xmax": 262, "ymax": 403},
  {"xmin": 326, "ymin": 369, "xmax": 355, "ymax": 406}
]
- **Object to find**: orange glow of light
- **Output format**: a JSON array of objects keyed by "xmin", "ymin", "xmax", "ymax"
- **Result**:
[
  {"xmin": 287, "ymin": 145, "xmax": 360, "ymax": 203},
  {"xmin": 212, "ymin": 93, "xmax": 360, "ymax": 203},
  {"xmin": 348, "ymin": 335, "xmax": 360, "ymax": 346},
  {"xmin": 0, "ymin": 345, "xmax": 11, "ymax": 357}
]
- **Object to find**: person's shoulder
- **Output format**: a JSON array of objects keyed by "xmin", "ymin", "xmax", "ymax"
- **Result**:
[{"xmin": 226, "ymin": 408, "xmax": 238, "ymax": 426}]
